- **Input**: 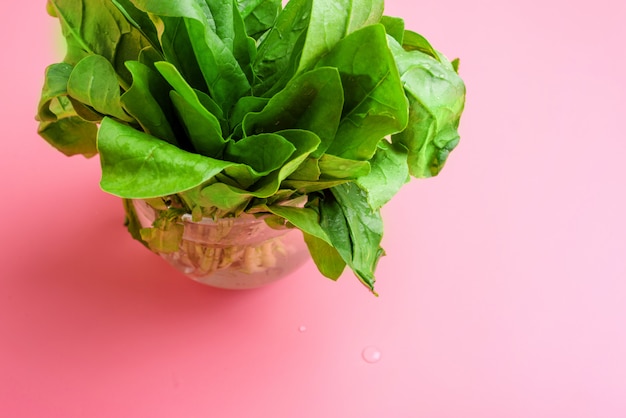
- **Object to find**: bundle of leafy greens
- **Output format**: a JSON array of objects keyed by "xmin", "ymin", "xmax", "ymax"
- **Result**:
[{"xmin": 36, "ymin": 0, "xmax": 466, "ymax": 294}]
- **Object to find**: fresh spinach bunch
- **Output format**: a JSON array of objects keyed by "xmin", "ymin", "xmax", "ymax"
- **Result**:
[{"xmin": 36, "ymin": 0, "xmax": 466, "ymax": 294}]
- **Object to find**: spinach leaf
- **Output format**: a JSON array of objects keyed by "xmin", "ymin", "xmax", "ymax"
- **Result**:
[
  {"xmin": 185, "ymin": 17, "xmax": 252, "ymax": 111},
  {"xmin": 222, "ymin": 133, "xmax": 295, "ymax": 188},
  {"xmin": 195, "ymin": 89, "xmax": 226, "ymax": 122},
  {"xmin": 196, "ymin": 183, "xmax": 253, "ymax": 213},
  {"xmin": 153, "ymin": 16, "xmax": 208, "ymax": 92},
  {"xmin": 252, "ymin": 0, "xmax": 312, "ymax": 95},
  {"xmin": 236, "ymin": 0, "xmax": 282, "ymax": 39},
  {"xmin": 264, "ymin": 201, "xmax": 348, "ymax": 279},
  {"xmin": 318, "ymin": 154, "xmax": 370, "ymax": 179},
  {"xmin": 388, "ymin": 38, "xmax": 466, "ymax": 177},
  {"xmin": 113, "ymin": 26, "xmax": 154, "ymax": 88},
  {"xmin": 98, "ymin": 118, "xmax": 234, "ymax": 198},
  {"xmin": 133, "ymin": 0, "xmax": 251, "ymax": 111},
  {"xmin": 154, "ymin": 61, "xmax": 224, "ymax": 152},
  {"xmin": 129, "ymin": 0, "xmax": 209, "ymax": 20},
  {"xmin": 319, "ymin": 189, "xmax": 354, "ymax": 276},
  {"xmin": 120, "ymin": 60, "xmax": 179, "ymax": 146},
  {"xmin": 230, "ymin": 96, "xmax": 270, "ymax": 137},
  {"xmin": 317, "ymin": 24, "xmax": 408, "ymax": 161},
  {"xmin": 66, "ymin": 98, "xmax": 103, "ymax": 122},
  {"xmin": 303, "ymin": 233, "xmax": 346, "ymax": 280},
  {"xmin": 320, "ymin": 182, "xmax": 384, "ymax": 293},
  {"xmin": 67, "ymin": 55, "xmax": 133, "ymax": 122},
  {"xmin": 186, "ymin": 129, "xmax": 319, "ymax": 213},
  {"xmin": 205, "ymin": 0, "xmax": 256, "ymax": 83},
  {"xmin": 139, "ymin": 208, "xmax": 186, "ymax": 253},
  {"xmin": 37, "ymin": 63, "xmax": 74, "ymax": 122},
  {"xmin": 48, "ymin": 0, "xmax": 129, "ymax": 62},
  {"xmin": 111, "ymin": 0, "xmax": 162, "ymax": 52},
  {"xmin": 297, "ymin": 0, "xmax": 383, "ymax": 73},
  {"xmin": 281, "ymin": 150, "xmax": 373, "ymax": 193},
  {"xmin": 286, "ymin": 157, "xmax": 320, "ymax": 181},
  {"xmin": 355, "ymin": 140, "xmax": 409, "ymax": 210},
  {"xmin": 224, "ymin": 133, "xmax": 295, "ymax": 175},
  {"xmin": 122, "ymin": 198, "xmax": 149, "ymax": 248},
  {"xmin": 38, "ymin": 96, "xmax": 98, "ymax": 157},
  {"xmin": 243, "ymin": 67, "xmax": 343, "ymax": 157},
  {"xmin": 402, "ymin": 30, "xmax": 439, "ymax": 61},
  {"xmin": 265, "ymin": 204, "xmax": 329, "ymax": 244},
  {"xmin": 251, "ymin": 129, "xmax": 321, "ymax": 197},
  {"xmin": 281, "ymin": 179, "xmax": 349, "ymax": 195},
  {"xmin": 138, "ymin": 46, "xmax": 163, "ymax": 69},
  {"xmin": 380, "ymin": 15, "xmax": 404, "ymax": 44},
  {"xmin": 35, "ymin": 62, "xmax": 102, "ymax": 153},
  {"xmin": 170, "ymin": 90, "xmax": 226, "ymax": 157}
]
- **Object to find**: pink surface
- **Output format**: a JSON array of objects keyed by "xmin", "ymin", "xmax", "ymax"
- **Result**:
[{"xmin": 2, "ymin": 1, "xmax": 625, "ymax": 417}]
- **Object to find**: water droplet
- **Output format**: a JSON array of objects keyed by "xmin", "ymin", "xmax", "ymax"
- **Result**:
[
  {"xmin": 298, "ymin": 325, "xmax": 307, "ymax": 333},
  {"xmin": 362, "ymin": 346, "xmax": 382, "ymax": 363}
]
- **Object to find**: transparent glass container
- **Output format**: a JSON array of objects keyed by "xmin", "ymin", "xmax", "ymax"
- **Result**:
[{"xmin": 132, "ymin": 199, "xmax": 310, "ymax": 289}]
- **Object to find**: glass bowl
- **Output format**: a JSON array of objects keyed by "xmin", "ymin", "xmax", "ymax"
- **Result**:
[{"xmin": 132, "ymin": 199, "xmax": 310, "ymax": 289}]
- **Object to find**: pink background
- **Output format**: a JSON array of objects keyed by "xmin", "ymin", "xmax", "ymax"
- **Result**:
[{"xmin": 1, "ymin": 1, "xmax": 625, "ymax": 417}]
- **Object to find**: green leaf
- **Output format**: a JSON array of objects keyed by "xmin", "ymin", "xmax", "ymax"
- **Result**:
[
  {"xmin": 139, "ymin": 208, "xmax": 186, "ymax": 253},
  {"xmin": 286, "ymin": 157, "xmax": 320, "ymax": 181},
  {"xmin": 38, "ymin": 96, "xmax": 98, "ymax": 157},
  {"xmin": 111, "ymin": 0, "xmax": 162, "ymax": 52},
  {"xmin": 317, "ymin": 24, "xmax": 408, "ymax": 160},
  {"xmin": 297, "ymin": 0, "xmax": 384, "ymax": 73},
  {"xmin": 153, "ymin": 16, "xmax": 208, "ymax": 92},
  {"xmin": 214, "ymin": 129, "xmax": 320, "ymax": 196},
  {"xmin": 243, "ymin": 67, "xmax": 344, "ymax": 157},
  {"xmin": 48, "ymin": 0, "xmax": 132, "ymax": 63},
  {"xmin": 112, "ymin": 27, "xmax": 153, "ymax": 88},
  {"xmin": 303, "ymin": 233, "xmax": 346, "ymax": 280},
  {"xmin": 133, "ymin": 0, "xmax": 251, "ymax": 110},
  {"xmin": 451, "ymin": 58, "xmax": 460, "ymax": 73},
  {"xmin": 138, "ymin": 46, "xmax": 163, "ymax": 69},
  {"xmin": 154, "ymin": 61, "xmax": 225, "ymax": 152},
  {"xmin": 319, "ymin": 189, "xmax": 354, "ymax": 275},
  {"xmin": 320, "ymin": 183, "xmax": 384, "ymax": 293},
  {"xmin": 122, "ymin": 198, "xmax": 149, "ymax": 248},
  {"xmin": 265, "ymin": 205, "xmax": 329, "ymax": 244},
  {"xmin": 205, "ymin": 0, "xmax": 256, "ymax": 82},
  {"xmin": 381, "ymin": 16, "xmax": 404, "ymax": 44},
  {"xmin": 120, "ymin": 60, "xmax": 179, "ymax": 146},
  {"xmin": 221, "ymin": 133, "xmax": 295, "ymax": 189},
  {"xmin": 280, "ymin": 179, "xmax": 349, "ymax": 195},
  {"xmin": 195, "ymin": 89, "xmax": 226, "ymax": 122},
  {"xmin": 98, "ymin": 118, "xmax": 234, "ymax": 198},
  {"xmin": 318, "ymin": 154, "xmax": 371, "ymax": 179},
  {"xmin": 356, "ymin": 140, "xmax": 409, "ymax": 210},
  {"xmin": 252, "ymin": 0, "xmax": 312, "ymax": 95},
  {"xmin": 250, "ymin": 129, "xmax": 321, "ymax": 197},
  {"xmin": 265, "ymin": 201, "xmax": 348, "ymax": 280},
  {"xmin": 223, "ymin": 133, "xmax": 296, "ymax": 180},
  {"xmin": 154, "ymin": 62, "xmax": 207, "ymax": 111},
  {"xmin": 197, "ymin": 182, "xmax": 252, "ymax": 212},
  {"xmin": 67, "ymin": 96, "xmax": 102, "ymax": 122},
  {"xmin": 237, "ymin": 0, "xmax": 282, "ymax": 39},
  {"xmin": 185, "ymin": 17, "xmax": 252, "ymax": 111},
  {"xmin": 402, "ymin": 30, "xmax": 440, "ymax": 61},
  {"xmin": 130, "ymin": 0, "xmax": 210, "ymax": 21},
  {"xmin": 388, "ymin": 38, "xmax": 466, "ymax": 177},
  {"xmin": 230, "ymin": 96, "xmax": 269, "ymax": 137},
  {"xmin": 67, "ymin": 55, "xmax": 132, "ymax": 122},
  {"xmin": 170, "ymin": 90, "xmax": 226, "ymax": 157},
  {"xmin": 187, "ymin": 128, "xmax": 319, "ymax": 210},
  {"xmin": 37, "ymin": 63, "xmax": 74, "ymax": 122}
]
